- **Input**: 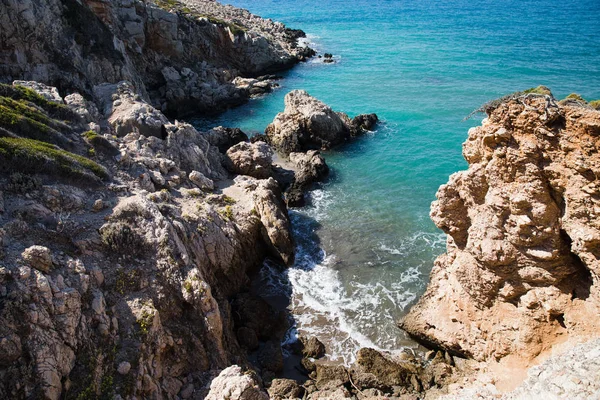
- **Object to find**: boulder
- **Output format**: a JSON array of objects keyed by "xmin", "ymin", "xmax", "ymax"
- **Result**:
[
  {"xmin": 21, "ymin": 246, "xmax": 53, "ymax": 272},
  {"xmin": 258, "ymin": 341, "xmax": 284, "ymax": 373},
  {"xmin": 315, "ymin": 364, "xmax": 349, "ymax": 390},
  {"xmin": 205, "ymin": 366, "xmax": 268, "ymax": 400},
  {"xmin": 13, "ymin": 81, "xmax": 63, "ymax": 103},
  {"xmin": 354, "ymin": 348, "xmax": 419, "ymax": 390},
  {"xmin": 301, "ymin": 336, "xmax": 326, "ymax": 359},
  {"xmin": 268, "ymin": 379, "xmax": 305, "ymax": 399},
  {"xmin": 189, "ymin": 170, "xmax": 214, "ymax": 191},
  {"xmin": 265, "ymin": 90, "xmax": 378, "ymax": 154},
  {"xmin": 226, "ymin": 141, "xmax": 273, "ymax": 179},
  {"xmin": 252, "ymin": 178, "xmax": 295, "ymax": 265}
]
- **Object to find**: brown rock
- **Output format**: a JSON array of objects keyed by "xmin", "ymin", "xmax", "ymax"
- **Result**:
[
  {"xmin": 301, "ymin": 336, "xmax": 326, "ymax": 359},
  {"xmin": 258, "ymin": 341, "xmax": 284, "ymax": 373},
  {"xmin": 268, "ymin": 378, "xmax": 305, "ymax": 399},
  {"xmin": 400, "ymin": 95, "xmax": 600, "ymax": 363},
  {"xmin": 315, "ymin": 364, "xmax": 349, "ymax": 390}
]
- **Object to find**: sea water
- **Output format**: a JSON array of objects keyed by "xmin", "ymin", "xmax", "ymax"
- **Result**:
[{"xmin": 194, "ymin": 0, "xmax": 600, "ymax": 364}]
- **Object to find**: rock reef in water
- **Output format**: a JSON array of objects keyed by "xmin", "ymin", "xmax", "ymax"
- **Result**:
[
  {"xmin": 401, "ymin": 92, "xmax": 600, "ymax": 364},
  {"xmin": 266, "ymin": 90, "xmax": 378, "ymax": 154}
]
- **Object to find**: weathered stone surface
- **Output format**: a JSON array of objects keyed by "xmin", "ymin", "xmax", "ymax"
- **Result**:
[
  {"xmin": 226, "ymin": 141, "xmax": 273, "ymax": 179},
  {"xmin": 301, "ymin": 336, "xmax": 326, "ymax": 359},
  {"xmin": 286, "ymin": 150, "xmax": 329, "ymax": 206},
  {"xmin": 12, "ymin": 81, "xmax": 63, "ymax": 103},
  {"xmin": 189, "ymin": 170, "xmax": 214, "ymax": 191},
  {"xmin": 21, "ymin": 246, "xmax": 53, "ymax": 272},
  {"xmin": 265, "ymin": 90, "xmax": 378, "ymax": 154},
  {"xmin": 268, "ymin": 378, "xmax": 305, "ymax": 399},
  {"xmin": 205, "ymin": 365, "xmax": 268, "ymax": 400},
  {"xmin": 401, "ymin": 95, "xmax": 600, "ymax": 363},
  {"xmin": 0, "ymin": 0, "xmax": 313, "ymax": 118}
]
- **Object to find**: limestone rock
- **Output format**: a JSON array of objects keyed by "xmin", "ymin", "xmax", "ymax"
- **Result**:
[
  {"xmin": 189, "ymin": 170, "xmax": 214, "ymax": 191},
  {"xmin": 12, "ymin": 81, "xmax": 62, "ymax": 103},
  {"xmin": 205, "ymin": 365, "xmax": 268, "ymax": 400},
  {"xmin": 401, "ymin": 95, "xmax": 600, "ymax": 363},
  {"xmin": 252, "ymin": 178, "xmax": 295, "ymax": 265},
  {"xmin": 99, "ymin": 82, "xmax": 169, "ymax": 138},
  {"xmin": 286, "ymin": 150, "xmax": 329, "ymax": 206},
  {"xmin": 21, "ymin": 246, "xmax": 53, "ymax": 272},
  {"xmin": 265, "ymin": 90, "xmax": 378, "ymax": 154},
  {"xmin": 354, "ymin": 348, "xmax": 419, "ymax": 389},
  {"xmin": 226, "ymin": 141, "xmax": 273, "ymax": 179}
]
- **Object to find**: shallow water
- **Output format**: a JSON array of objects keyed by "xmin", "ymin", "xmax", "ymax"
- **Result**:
[{"xmin": 194, "ymin": 0, "xmax": 600, "ymax": 364}]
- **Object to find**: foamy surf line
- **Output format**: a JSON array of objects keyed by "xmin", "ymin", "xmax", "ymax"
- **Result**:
[{"xmin": 256, "ymin": 190, "xmax": 440, "ymax": 365}]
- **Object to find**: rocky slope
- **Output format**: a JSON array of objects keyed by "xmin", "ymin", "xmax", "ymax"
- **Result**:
[
  {"xmin": 0, "ymin": 0, "xmax": 313, "ymax": 118},
  {"xmin": 0, "ymin": 78, "xmax": 379, "ymax": 398},
  {"xmin": 400, "ymin": 92, "xmax": 600, "ymax": 371}
]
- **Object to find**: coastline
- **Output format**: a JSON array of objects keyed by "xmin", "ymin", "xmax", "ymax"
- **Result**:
[{"xmin": 0, "ymin": 0, "xmax": 600, "ymax": 399}]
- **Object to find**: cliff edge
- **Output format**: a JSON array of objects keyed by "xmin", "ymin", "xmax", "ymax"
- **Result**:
[{"xmin": 401, "ymin": 92, "xmax": 600, "ymax": 370}]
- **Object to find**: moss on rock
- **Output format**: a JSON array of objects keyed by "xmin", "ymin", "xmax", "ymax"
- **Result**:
[{"xmin": 0, "ymin": 137, "xmax": 108, "ymax": 180}]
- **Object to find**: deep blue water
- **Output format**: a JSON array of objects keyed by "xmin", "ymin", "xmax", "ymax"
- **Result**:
[{"xmin": 196, "ymin": 0, "xmax": 600, "ymax": 363}]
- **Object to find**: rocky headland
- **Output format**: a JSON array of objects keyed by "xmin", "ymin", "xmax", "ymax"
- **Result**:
[{"xmin": 1, "ymin": 0, "xmax": 600, "ymax": 399}]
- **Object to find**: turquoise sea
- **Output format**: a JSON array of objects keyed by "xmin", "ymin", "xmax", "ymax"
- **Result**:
[{"xmin": 195, "ymin": 0, "xmax": 600, "ymax": 363}]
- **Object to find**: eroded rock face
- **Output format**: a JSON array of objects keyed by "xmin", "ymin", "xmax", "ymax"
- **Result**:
[
  {"xmin": 0, "ymin": 0, "xmax": 313, "ymax": 117},
  {"xmin": 401, "ymin": 95, "xmax": 600, "ymax": 362},
  {"xmin": 265, "ymin": 90, "xmax": 378, "ymax": 154}
]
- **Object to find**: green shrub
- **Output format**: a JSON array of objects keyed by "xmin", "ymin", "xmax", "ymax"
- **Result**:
[
  {"xmin": 564, "ymin": 93, "xmax": 587, "ymax": 103},
  {"xmin": 100, "ymin": 222, "xmax": 146, "ymax": 255},
  {"xmin": 0, "ymin": 137, "xmax": 108, "ymax": 180},
  {"xmin": 0, "ymin": 83, "xmax": 76, "ymax": 122},
  {"xmin": 590, "ymin": 100, "xmax": 600, "ymax": 110},
  {"xmin": 523, "ymin": 85, "xmax": 553, "ymax": 96}
]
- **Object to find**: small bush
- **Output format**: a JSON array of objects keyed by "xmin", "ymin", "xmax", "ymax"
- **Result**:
[
  {"xmin": 100, "ymin": 222, "xmax": 147, "ymax": 256},
  {"xmin": 5, "ymin": 172, "xmax": 41, "ymax": 193},
  {"xmin": 0, "ymin": 137, "xmax": 108, "ymax": 180},
  {"xmin": 590, "ymin": 100, "xmax": 600, "ymax": 110},
  {"xmin": 218, "ymin": 205, "xmax": 234, "ymax": 221},
  {"xmin": 564, "ymin": 93, "xmax": 586, "ymax": 102}
]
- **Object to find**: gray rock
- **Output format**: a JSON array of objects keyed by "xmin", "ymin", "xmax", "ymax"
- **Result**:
[
  {"xmin": 189, "ymin": 170, "xmax": 214, "ymax": 191},
  {"xmin": 117, "ymin": 361, "xmax": 131, "ymax": 375},
  {"xmin": 265, "ymin": 90, "xmax": 377, "ymax": 154},
  {"xmin": 21, "ymin": 246, "xmax": 53, "ymax": 272},
  {"xmin": 205, "ymin": 365, "xmax": 268, "ymax": 400},
  {"xmin": 226, "ymin": 141, "xmax": 273, "ymax": 179}
]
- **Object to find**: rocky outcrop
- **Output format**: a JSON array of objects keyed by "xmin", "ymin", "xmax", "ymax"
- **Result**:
[
  {"xmin": 0, "ymin": 0, "xmax": 313, "ymax": 118},
  {"xmin": 0, "ymin": 80, "xmax": 293, "ymax": 399},
  {"xmin": 265, "ymin": 90, "xmax": 378, "ymax": 154},
  {"xmin": 401, "ymin": 93, "xmax": 600, "ymax": 363}
]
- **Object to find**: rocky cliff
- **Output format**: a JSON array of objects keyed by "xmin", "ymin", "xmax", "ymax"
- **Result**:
[
  {"xmin": 0, "ymin": 0, "xmax": 313, "ymax": 118},
  {"xmin": 401, "ymin": 92, "xmax": 600, "ymax": 367}
]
